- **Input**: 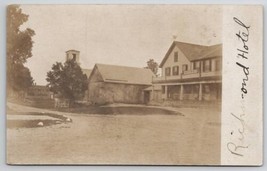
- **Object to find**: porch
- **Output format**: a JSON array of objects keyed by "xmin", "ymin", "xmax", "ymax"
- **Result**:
[{"xmin": 161, "ymin": 82, "xmax": 222, "ymax": 101}]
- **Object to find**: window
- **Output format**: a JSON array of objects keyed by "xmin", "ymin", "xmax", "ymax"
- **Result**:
[
  {"xmin": 193, "ymin": 61, "xmax": 200, "ymax": 70},
  {"xmin": 174, "ymin": 52, "xmax": 178, "ymax": 62},
  {"xmin": 162, "ymin": 86, "xmax": 165, "ymax": 94},
  {"xmin": 203, "ymin": 59, "xmax": 211, "ymax": 72},
  {"xmin": 215, "ymin": 59, "xmax": 221, "ymax": 71},
  {"xmin": 172, "ymin": 66, "xmax": 179, "ymax": 75},
  {"xmin": 182, "ymin": 64, "xmax": 188, "ymax": 72},
  {"xmin": 165, "ymin": 67, "xmax": 171, "ymax": 76}
]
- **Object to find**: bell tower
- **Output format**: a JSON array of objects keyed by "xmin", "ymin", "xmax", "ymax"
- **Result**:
[{"xmin": 65, "ymin": 50, "xmax": 80, "ymax": 65}]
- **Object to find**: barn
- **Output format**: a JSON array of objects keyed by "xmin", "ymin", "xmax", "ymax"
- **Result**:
[{"xmin": 87, "ymin": 63, "xmax": 154, "ymax": 105}]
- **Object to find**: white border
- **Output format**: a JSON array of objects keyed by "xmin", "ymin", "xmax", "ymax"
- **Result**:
[{"xmin": 1, "ymin": 0, "xmax": 266, "ymax": 170}]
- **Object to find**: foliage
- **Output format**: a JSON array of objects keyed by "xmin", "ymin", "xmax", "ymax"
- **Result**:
[
  {"xmin": 145, "ymin": 59, "xmax": 159, "ymax": 76},
  {"xmin": 7, "ymin": 5, "xmax": 35, "ymax": 92},
  {"xmin": 11, "ymin": 63, "xmax": 34, "ymax": 91},
  {"xmin": 46, "ymin": 59, "xmax": 88, "ymax": 101}
]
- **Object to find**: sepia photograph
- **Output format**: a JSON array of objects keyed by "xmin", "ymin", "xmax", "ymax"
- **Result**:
[{"xmin": 5, "ymin": 4, "xmax": 262, "ymax": 166}]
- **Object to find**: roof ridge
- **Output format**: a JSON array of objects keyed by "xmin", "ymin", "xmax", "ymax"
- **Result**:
[
  {"xmin": 65, "ymin": 49, "xmax": 80, "ymax": 52},
  {"xmin": 95, "ymin": 63, "xmax": 152, "ymax": 70},
  {"xmin": 92, "ymin": 63, "xmax": 154, "ymax": 85},
  {"xmin": 175, "ymin": 41, "xmax": 222, "ymax": 47},
  {"xmin": 174, "ymin": 41, "xmax": 209, "ymax": 47},
  {"xmin": 208, "ymin": 43, "xmax": 222, "ymax": 47},
  {"xmin": 200, "ymin": 45, "xmax": 222, "ymax": 58}
]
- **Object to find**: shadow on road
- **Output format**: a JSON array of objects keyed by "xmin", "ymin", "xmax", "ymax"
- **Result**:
[{"xmin": 61, "ymin": 106, "xmax": 183, "ymax": 115}]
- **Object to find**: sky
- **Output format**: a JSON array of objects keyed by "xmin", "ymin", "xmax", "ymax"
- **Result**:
[{"xmin": 20, "ymin": 5, "xmax": 222, "ymax": 85}]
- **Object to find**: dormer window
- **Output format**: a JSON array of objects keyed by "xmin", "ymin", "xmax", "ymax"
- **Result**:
[
  {"xmin": 215, "ymin": 59, "xmax": 221, "ymax": 71},
  {"xmin": 193, "ymin": 61, "xmax": 200, "ymax": 70},
  {"xmin": 203, "ymin": 59, "xmax": 211, "ymax": 72},
  {"xmin": 174, "ymin": 52, "xmax": 178, "ymax": 62}
]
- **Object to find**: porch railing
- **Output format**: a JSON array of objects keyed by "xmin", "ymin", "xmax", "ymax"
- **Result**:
[{"xmin": 152, "ymin": 69, "xmax": 221, "ymax": 82}]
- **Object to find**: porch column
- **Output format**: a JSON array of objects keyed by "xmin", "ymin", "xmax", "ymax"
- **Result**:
[
  {"xmin": 162, "ymin": 85, "xmax": 168, "ymax": 100},
  {"xmin": 152, "ymin": 85, "xmax": 154, "ymax": 100},
  {"xmin": 199, "ymin": 83, "xmax": 203, "ymax": 101},
  {"xmin": 165, "ymin": 85, "xmax": 168, "ymax": 99},
  {"xmin": 179, "ymin": 85, "xmax": 184, "ymax": 100}
]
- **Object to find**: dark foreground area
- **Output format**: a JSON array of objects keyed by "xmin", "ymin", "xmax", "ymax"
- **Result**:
[
  {"xmin": 59, "ymin": 106, "xmax": 182, "ymax": 115},
  {"xmin": 7, "ymin": 105, "xmax": 182, "ymax": 129}
]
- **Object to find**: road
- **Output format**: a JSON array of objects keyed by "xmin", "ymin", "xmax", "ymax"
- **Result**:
[{"xmin": 6, "ymin": 102, "xmax": 221, "ymax": 165}]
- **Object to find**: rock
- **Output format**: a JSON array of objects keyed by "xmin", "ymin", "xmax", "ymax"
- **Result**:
[
  {"xmin": 66, "ymin": 118, "xmax": 72, "ymax": 122},
  {"xmin": 37, "ymin": 122, "xmax": 44, "ymax": 126}
]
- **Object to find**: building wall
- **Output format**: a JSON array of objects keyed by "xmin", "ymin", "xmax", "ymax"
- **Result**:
[
  {"xmin": 150, "ymin": 90, "xmax": 162, "ymax": 102},
  {"xmin": 88, "ymin": 82, "xmax": 149, "ymax": 104},
  {"xmin": 87, "ymin": 65, "xmax": 150, "ymax": 104},
  {"xmin": 162, "ymin": 46, "xmax": 191, "ymax": 76}
]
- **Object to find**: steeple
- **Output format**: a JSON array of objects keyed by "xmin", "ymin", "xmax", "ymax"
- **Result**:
[{"xmin": 65, "ymin": 50, "xmax": 80, "ymax": 65}]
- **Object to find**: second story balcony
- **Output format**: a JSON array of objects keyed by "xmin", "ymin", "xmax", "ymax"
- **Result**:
[
  {"xmin": 153, "ymin": 69, "xmax": 221, "ymax": 83},
  {"xmin": 182, "ymin": 69, "xmax": 200, "ymax": 79}
]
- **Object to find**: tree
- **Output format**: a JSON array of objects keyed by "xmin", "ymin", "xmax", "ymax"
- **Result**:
[
  {"xmin": 46, "ymin": 59, "xmax": 88, "ymax": 103},
  {"xmin": 7, "ymin": 5, "xmax": 35, "ymax": 93},
  {"xmin": 145, "ymin": 59, "xmax": 159, "ymax": 76},
  {"xmin": 12, "ymin": 63, "xmax": 34, "ymax": 91}
]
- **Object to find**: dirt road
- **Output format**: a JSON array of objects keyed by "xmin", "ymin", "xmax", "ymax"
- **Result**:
[{"xmin": 6, "ymin": 102, "xmax": 221, "ymax": 165}]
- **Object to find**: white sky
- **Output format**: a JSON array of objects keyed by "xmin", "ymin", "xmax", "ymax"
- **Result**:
[{"xmin": 21, "ymin": 5, "xmax": 222, "ymax": 85}]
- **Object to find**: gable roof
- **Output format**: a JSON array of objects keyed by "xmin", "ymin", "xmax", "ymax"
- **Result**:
[
  {"xmin": 82, "ymin": 69, "xmax": 92, "ymax": 78},
  {"xmin": 159, "ymin": 41, "xmax": 222, "ymax": 67},
  {"xmin": 90, "ymin": 63, "xmax": 154, "ymax": 85}
]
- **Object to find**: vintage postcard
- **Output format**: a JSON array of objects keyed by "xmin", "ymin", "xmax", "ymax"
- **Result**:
[{"xmin": 6, "ymin": 4, "xmax": 263, "ymax": 165}]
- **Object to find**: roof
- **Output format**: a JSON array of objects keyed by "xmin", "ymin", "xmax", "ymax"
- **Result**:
[
  {"xmin": 92, "ymin": 63, "xmax": 155, "ymax": 85},
  {"xmin": 143, "ymin": 85, "xmax": 162, "ymax": 91},
  {"xmin": 159, "ymin": 41, "xmax": 222, "ymax": 67},
  {"xmin": 82, "ymin": 69, "xmax": 92, "ymax": 78},
  {"xmin": 66, "ymin": 49, "xmax": 80, "ymax": 53}
]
